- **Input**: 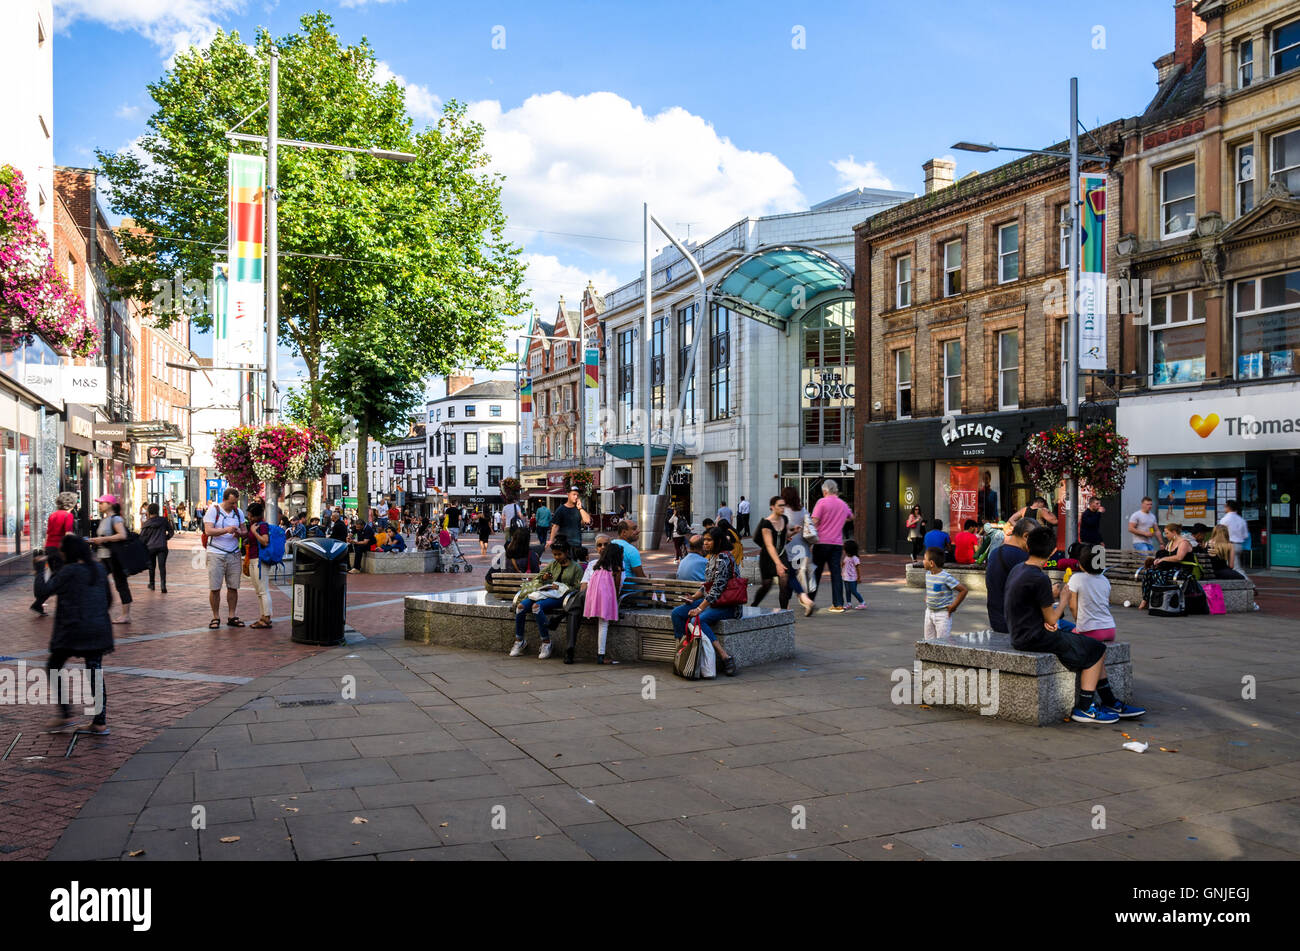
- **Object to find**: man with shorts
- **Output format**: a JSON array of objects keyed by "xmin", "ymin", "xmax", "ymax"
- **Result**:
[
  {"xmin": 1005, "ymin": 526, "xmax": 1145, "ymax": 723},
  {"xmin": 204, "ymin": 488, "xmax": 246, "ymax": 628}
]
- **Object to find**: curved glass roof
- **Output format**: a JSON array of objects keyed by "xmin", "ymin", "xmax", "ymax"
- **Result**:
[{"xmin": 712, "ymin": 245, "xmax": 852, "ymax": 329}]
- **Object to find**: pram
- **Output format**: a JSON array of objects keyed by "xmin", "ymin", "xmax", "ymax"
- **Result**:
[{"xmin": 432, "ymin": 529, "xmax": 473, "ymax": 573}]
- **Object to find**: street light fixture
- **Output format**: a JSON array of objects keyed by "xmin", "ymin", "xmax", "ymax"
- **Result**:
[{"xmin": 951, "ymin": 78, "xmax": 1111, "ymax": 547}]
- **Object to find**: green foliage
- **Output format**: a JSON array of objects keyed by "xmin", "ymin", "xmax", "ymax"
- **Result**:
[{"xmin": 284, "ymin": 381, "xmax": 343, "ymax": 446}]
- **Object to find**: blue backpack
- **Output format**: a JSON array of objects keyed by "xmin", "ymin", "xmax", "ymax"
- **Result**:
[{"xmin": 259, "ymin": 523, "xmax": 287, "ymax": 565}]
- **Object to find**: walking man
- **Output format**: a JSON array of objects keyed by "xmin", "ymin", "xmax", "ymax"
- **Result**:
[
  {"xmin": 736, "ymin": 496, "xmax": 751, "ymax": 538},
  {"xmin": 807, "ymin": 480, "xmax": 853, "ymax": 614},
  {"xmin": 203, "ymin": 488, "xmax": 246, "ymax": 628}
]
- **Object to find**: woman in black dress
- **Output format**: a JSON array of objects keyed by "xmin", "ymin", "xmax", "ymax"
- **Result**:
[
  {"xmin": 477, "ymin": 511, "xmax": 492, "ymax": 555},
  {"xmin": 751, "ymin": 495, "xmax": 791, "ymax": 609}
]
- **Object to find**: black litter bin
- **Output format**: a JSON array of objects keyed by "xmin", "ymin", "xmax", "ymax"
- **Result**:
[{"xmin": 291, "ymin": 538, "xmax": 350, "ymax": 646}]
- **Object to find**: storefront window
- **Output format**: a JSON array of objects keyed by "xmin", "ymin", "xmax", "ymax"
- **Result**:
[
  {"xmin": 1234, "ymin": 270, "xmax": 1300, "ymax": 379},
  {"xmin": 618, "ymin": 329, "xmax": 635, "ymax": 433},
  {"xmin": 676, "ymin": 303, "xmax": 696, "ymax": 425},
  {"xmin": 651, "ymin": 315, "xmax": 665, "ymax": 411},
  {"xmin": 801, "ymin": 300, "xmax": 855, "ymax": 445},
  {"xmin": 709, "ymin": 303, "xmax": 731, "ymax": 420},
  {"xmin": 1150, "ymin": 291, "xmax": 1206, "ymax": 385}
]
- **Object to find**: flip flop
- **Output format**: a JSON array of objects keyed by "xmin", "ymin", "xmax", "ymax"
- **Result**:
[
  {"xmin": 250, "ymin": 619, "xmax": 272, "ymax": 629},
  {"xmin": 227, "ymin": 617, "xmax": 246, "ymax": 627}
]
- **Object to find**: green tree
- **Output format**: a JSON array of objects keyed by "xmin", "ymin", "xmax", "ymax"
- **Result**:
[{"xmin": 98, "ymin": 11, "xmax": 526, "ymax": 426}]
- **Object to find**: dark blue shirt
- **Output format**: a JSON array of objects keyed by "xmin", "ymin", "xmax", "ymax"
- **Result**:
[{"xmin": 986, "ymin": 543, "xmax": 1029, "ymax": 633}]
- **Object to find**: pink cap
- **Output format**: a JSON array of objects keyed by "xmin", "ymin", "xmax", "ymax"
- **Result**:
[{"xmin": 95, "ymin": 494, "xmax": 117, "ymax": 504}]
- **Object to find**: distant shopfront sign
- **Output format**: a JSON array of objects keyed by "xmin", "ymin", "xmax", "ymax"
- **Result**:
[{"xmin": 1118, "ymin": 385, "xmax": 1300, "ymax": 455}]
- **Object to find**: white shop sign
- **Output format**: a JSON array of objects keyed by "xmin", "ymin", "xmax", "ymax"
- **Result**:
[
  {"xmin": 1118, "ymin": 387, "xmax": 1300, "ymax": 455},
  {"xmin": 19, "ymin": 365, "xmax": 108, "ymax": 407}
]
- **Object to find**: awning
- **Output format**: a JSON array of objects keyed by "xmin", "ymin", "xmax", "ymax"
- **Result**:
[
  {"xmin": 600, "ymin": 484, "xmax": 634, "ymax": 493},
  {"xmin": 711, "ymin": 244, "xmax": 852, "ymax": 331},
  {"xmin": 602, "ymin": 443, "xmax": 685, "ymax": 461}
]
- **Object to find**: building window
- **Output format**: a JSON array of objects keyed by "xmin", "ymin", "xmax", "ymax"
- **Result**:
[
  {"xmin": 676, "ymin": 303, "xmax": 696, "ymax": 424},
  {"xmin": 1234, "ymin": 270, "xmax": 1300, "ymax": 379},
  {"xmin": 895, "ymin": 349, "xmax": 912, "ymax": 419},
  {"xmin": 998, "ymin": 223, "xmax": 1019, "ymax": 284},
  {"xmin": 1238, "ymin": 38, "xmax": 1254, "ymax": 87},
  {"xmin": 446, "ymin": 433, "xmax": 456, "ymax": 455},
  {"xmin": 942, "ymin": 339, "xmax": 962, "ymax": 415},
  {"xmin": 709, "ymin": 303, "xmax": 731, "ymax": 420},
  {"xmin": 490, "ymin": 404, "xmax": 502, "ymax": 417},
  {"xmin": 617, "ymin": 328, "xmax": 635, "ymax": 433},
  {"xmin": 488, "ymin": 466, "xmax": 502, "ymax": 487},
  {"xmin": 465, "ymin": 404, "xmax": 476, "ymax": 418},
  {"xmin": 943, "ymin": 240, "xmax": 963, "ymax": 297},
  {"xmin": 447, "ymin": 406, "xmax": 455, "ymax": 418},
  {"xmin": 1270, "ymin": 128, "xmax": 1300, "ymax": 195},
  {"xmin": 1160, "ymin": 162, "xmax": 1196, "ymax": 238},
  {"xmin": 464, "ymin": 432, "xmax": 478, "ymax": 454},
  {"xmin": 446, "ymin": 467, "xmax": 456, "ymax": 487},
  {"xmin": 1272, "ymin": 19, "xmax": 1300, "ymax": 76},
  {"xmin": 800, "ymin": 300, "xmax": 854, "ymax": 444},
  {"xmin": 997, "ymin": 329, "xmax": 1019, "ymax": 410},
  {"xmin": 464, "ymin": 466, "xmax": 478, "ymax": 487},
  {"xmin": 1237, "ymin": 144, "xmax": 1255, "ymax": 216},
  {"xmin": 488, "ymin": 432, "xmax": 503, "ymax": 454},
  {"xmin": 1058, "ymin": 204, "xmax": 1071, "ymax": 269},
  {"xmin": 895, "ymin": 255, "xmax": 912, "ymax": 308},
  {"xmin": 650, "ymin": 314, "xmax": 666, "ymax": 411},
  {"xmin": 1149, "ymin": 291, "xmax": 1206, "ymax": 385}
]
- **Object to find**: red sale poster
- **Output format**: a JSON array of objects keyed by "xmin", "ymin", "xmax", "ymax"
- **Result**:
[{"xmin": 949, "ymin": 466, "xmax": 979, "ymax": 532}]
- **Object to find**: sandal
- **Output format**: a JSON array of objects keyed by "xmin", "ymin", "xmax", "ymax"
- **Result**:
[
  {"xmin": 209, "ymin": 618, "xmax": 222, "ymax": 629},
  {"xmin": 227, "ymin": 617, "xmax": 246, "ymax": 627},
  {"xmin": 250, "ymin": 619, "xmax": 272, "ymax": 629}
]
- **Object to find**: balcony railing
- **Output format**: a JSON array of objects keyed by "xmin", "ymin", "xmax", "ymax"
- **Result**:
[{"xmin": 521, "ymin": 452, "xmax": 605, "ymax": 470}]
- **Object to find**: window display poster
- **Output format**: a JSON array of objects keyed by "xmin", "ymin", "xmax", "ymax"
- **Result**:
[
  {"xmin": 948, "ymin": 465, "xmax": 979, "ymax": 533},
  {"xmin": 1184, "ymin": 489, "xmax": 1208, "ymax": 519},
  {"xmin": 1238, "ymin": 351, "xmax": 1264, "ymax": 379},
  {"xmin": 1156, "ymin": 477, "xmax": 1216, "ymax": 525},
  {"xmin": 1216, "ymin": 479, "xmax": 1237, "ymax": 521}
]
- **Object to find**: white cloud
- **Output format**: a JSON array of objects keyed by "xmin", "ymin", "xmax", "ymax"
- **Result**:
[
  {"xmin": 54, "ymin": 0, "xmax": 246, "ymax": 58},
  {"xmin": 115, "ymin": 103, "xmax": 141, "ymax": 119},
  {"xmin": 374, "ymin": 60, "xmax": 442, "ymax": 122},
  {"xmin": 468, "ymin": 92, "xmax": 806, "ymax": 263},
  {"xmin": 829, "ymin": 155, "xmax": 896, "ymax": 191},
  {"xmin": 513, "ymin": 253, "xmax": 621, "ymax": 337}
]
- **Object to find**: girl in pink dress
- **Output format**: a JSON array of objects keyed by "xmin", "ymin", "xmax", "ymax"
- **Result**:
[{"xmin": 583, "ymin": 542, "xmax": 623, "ymax": 664}]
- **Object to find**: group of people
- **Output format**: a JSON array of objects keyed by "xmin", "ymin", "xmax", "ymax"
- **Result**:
[{"xmin": 1127, "ymin": 496, "xmax": 1251, "ymax": 611}]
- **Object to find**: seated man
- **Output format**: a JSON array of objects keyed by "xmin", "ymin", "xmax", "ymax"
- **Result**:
[
  {"xmin": 922, "ymin": 519, "xmax": 950, "ymax": 554},
  {"xmin": 509, "ymin": 539, "xmax": 583, "ymax": 660},
  {"xmin": 381, "ymin": 530, "xmax": 407, "ymax": 552},
  {"xmin": 305, "ymin": 517, "xmax": 326, "ymax": 539},
  {"xmin": 953, "ymin": 519, "xmax": 979, "ymax": 565},
  {"xmin": 974, "ymin": 521, "xmax": 1005, "ymax": 564},
  {"xmin": 676, "ymin": 534, "xmax": 708, "ymax": 582}
]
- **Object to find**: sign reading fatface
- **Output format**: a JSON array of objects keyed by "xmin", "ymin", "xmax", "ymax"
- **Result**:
[{"xmin": 940, "ymin": 419, "xmax": 1005, "ymax": 456}]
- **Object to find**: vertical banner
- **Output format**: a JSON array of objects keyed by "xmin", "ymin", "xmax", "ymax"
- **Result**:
[
  {"xmin": 520, "ymin": 376, "xmax": 533, "ymax": 456},
  {"xmin": 1077, "ymin": 172, "xmax": 1107, "ymax": 371},
  {"xmin": 226, "ymin": 154, "xmax": 266, "ymax": 368},
  {"xmin": 583, "ymin": 347, "xmax": 599, "ymax": 446},
  {"xmin": 211, "ymin": 262, "xmax": 229, "ymax": 367},
  {"xmin": 948, "ymin": 465, "xmax": 979, "ymax": 535}
]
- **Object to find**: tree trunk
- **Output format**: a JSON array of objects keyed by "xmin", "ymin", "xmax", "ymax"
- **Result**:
[{"xmin": 356, "ymin": 414, "xmax": 370, "ymax": 521}]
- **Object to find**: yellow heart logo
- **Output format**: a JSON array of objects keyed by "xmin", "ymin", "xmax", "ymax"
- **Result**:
[{"xmin": 1189, "ymin": 413, "xmax": 1220, "ymax": 438}]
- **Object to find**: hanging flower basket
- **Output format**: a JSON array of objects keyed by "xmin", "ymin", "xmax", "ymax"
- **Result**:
[
  {"xmin": 214, "ymin": 424, "xmax": 333, "ymax": 493},
  {"xmin": 565, "ymin": 469, "xmax": 594, "ymax": 495},
  {"xmin": 1023, "ymin": 420, "xmax": 1130, "ymax": 499},
  {"xmin": 0, "ymin": 166, "xmax": 100, "ymax": 356},
  {"xmin": 499, "ymin": 476, "xmax": 521, "ymax": 501}
]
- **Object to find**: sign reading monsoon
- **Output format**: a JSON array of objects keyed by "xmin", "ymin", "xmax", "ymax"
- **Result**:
[
  {"xmin": 584, "ymin": 348, "xmax": 600, "ymax": 446},
  {"xmin": 1077, "ymin": 173, "xmax": 1107, "ymax": 371},
  {"xmin": 226, "ymin": 154, "xmax": 265, "ymax": 368}
]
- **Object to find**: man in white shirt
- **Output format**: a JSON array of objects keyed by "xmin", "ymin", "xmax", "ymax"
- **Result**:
[
  {"xmin": 1218, "ymin": 499, "xmax": 1249, "ymax": 571},
  {"xmin": 736, "ymin": 496, "xmax": 751, "ymax": 538},
  {"xmin": 203, "ymin": 488, "xmax": 245, "ymax": 628},
  {"xmin": 1127, "ymin": 496, "xmax": 1158, "ymax": 553}
]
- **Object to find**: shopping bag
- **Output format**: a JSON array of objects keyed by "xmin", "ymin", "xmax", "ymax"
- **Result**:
[
  {"xmin": 699, "ymin": 626, "xmax": 717, "ymax": 679},
  {"xmin": 1202, "ymin": 583, "xmax": 1227, "ymax": 615},
  {"xmin": 674, "ymin": 617, "xmax": 704, "ymax": 680}
]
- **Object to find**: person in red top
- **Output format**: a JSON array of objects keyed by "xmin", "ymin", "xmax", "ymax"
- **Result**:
[
  {"xmin": 32, "ymin": 491, "xmax": 79, "ymax": 616},
  {"xmin": 953, "ymin": 519, "xmax": 980, "ymax": 565}
]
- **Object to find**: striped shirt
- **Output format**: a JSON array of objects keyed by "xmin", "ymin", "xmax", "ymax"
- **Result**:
[{"xmin": 925, "ymin": 569, "xmax": 961, "ymax": 611}]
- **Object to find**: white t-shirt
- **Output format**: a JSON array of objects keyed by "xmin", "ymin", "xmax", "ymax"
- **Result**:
[
  {"xmin": 1068, "ymin": 572, "xmax": 1115, "ymax": 633},
  {"xmin": 1218, "ymin": 511, "xmax": 1248, "ymax": 544},
  {"xmin": 737, "ymin": 499, "xmax": 750, "ymax": 515},
  {"xmin": 1128, "ymin": 510, "xmax": 1157, "ymax": 546},
  {"xmin": 581, "ymin": 558, "xmax": 598, "ymax": 585},
  {"xmin": 205, "ymin": 505, "xmax": 244, "ymax": 553}
]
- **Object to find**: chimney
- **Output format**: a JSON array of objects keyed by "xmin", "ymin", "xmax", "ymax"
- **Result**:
[
  {"xmin": 922, "ymin": 158, "xmax": 956, "ymax": 195},
  {"xmin": 446, "ymin": 374, "xmax": 473, "ymax": 396},
  {"xmin": 1173, "ymin": 0, "xmax": 1207, "ymax": 70}
]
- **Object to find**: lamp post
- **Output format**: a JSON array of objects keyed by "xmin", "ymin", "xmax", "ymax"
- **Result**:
[{"xmin": 953, "ymin": 77, "xmax": 1107, "ymax": 546}]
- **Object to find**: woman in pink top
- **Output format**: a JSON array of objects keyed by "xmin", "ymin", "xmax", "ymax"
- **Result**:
[
  {"xmin": 807, "ymin": 480, "xmax": 854, "ymax": 614},
  {"xmin": 33, "ymin": 491, "xmax": 79, "ymax": 616}
]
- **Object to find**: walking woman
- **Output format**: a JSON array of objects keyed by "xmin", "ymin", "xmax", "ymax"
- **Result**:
[
  {"xmin": 752, "ymin": 495, "xmax": 794, "ymax": 611},
  {"xmin": 37, "ymin": 534, "xmax": 113, "ymax": 735},
  {"xmin": 32, "ymin": 490, "xmax": 78, "ymax": 616},
  {"xmin": 670, "ymin": 507, "xmax": 689, "ymax": 561},
  {"xmin": 477, "ymin": 510, "xmax": 492, "ymax": 556},
  {"xmin": 907, "ymin": 505, "xmax": 926, "ymax": 564},
  {"xmin": 88, "ymin": 494, "xmax": 131, "ymax": 624},
  {"xmin": 140, "ymin": 502, "xmax": 174, "ymax": 592}
]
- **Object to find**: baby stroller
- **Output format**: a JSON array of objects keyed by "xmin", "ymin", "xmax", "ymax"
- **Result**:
[{"xmin": 433, "ymin": 529, "xmax": 473, "ymax": 573}]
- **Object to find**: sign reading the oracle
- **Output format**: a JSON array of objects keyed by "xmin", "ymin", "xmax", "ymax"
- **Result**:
[{"xmin": 803, "ymin": 367, "xmax": 855, "ymax": 402}]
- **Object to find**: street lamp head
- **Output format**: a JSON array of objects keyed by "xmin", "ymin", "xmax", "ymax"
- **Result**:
[
  {"xmin": 951, "ymin": 141, "xmax": 999, "ymax": 153},
  {"xmin": 370, "ymin": 149, "xmax": 418, "ymax": 164}
]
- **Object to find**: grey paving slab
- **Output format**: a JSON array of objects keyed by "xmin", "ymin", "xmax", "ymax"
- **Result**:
[
  {"xmin": 308, "ymin": 713, "xmax": 443, "ymax": 740},
  {"xmin": 349, "ymin": 730, "xmax": 463, "ymax": 757},
  {"xmin": 215, "ymin": 737, "xmax": 361, "ymax": 770},
  {"xmin": 286, "ymin": 805, "xmax": 439, "ymax": 860},
  {"xmin": 136, "ymin": 797, "xmax": 253, "ymax": 832},
  {"xmin": 354, "ymin": 773, "xmax": 516, "ymax": 808},
  {"xmin": 108, "ymin": 751, "xmax": 186, "ymax": 782},
  {"xmin": 553, "ymin": 763, "xmax": 623, "ymax": 787},
  {"xmin": 460, "ymin": 736, "xmax": 529, "ymax": 762},
  {"xmin": 583, "ymin": 778, "xmax": 730, "ymax": 826},
  {"xmin": 47, "ymin": 816, "xmax": 135, "ymax": 860},
  {"xmin": 122, "ymin": 828, "xmax": 200, "ymax": 861},
  {"xmin": 683, "ymin": 803, "xmax": 845, "ymax": 859},
  {"xmin": 414, "ymin": 795, "xmax": 560, "ymax": 846},
  {"xmin": 629, "ymin": 819, "xmax": 730, "ymax": 860},
  {"xmin": 769, "ymin": 750, "xmax": 936, "ymax": 795},
  {"xmin": 493, "ymin": 833, "xmax": 593, "ymax": 861},
  {"xmin": 377, "ymin": 842, "xmax": 504, "ymax": 861},
  {"xmin": 683, "ymin": 764, "xmax": 823, "ymax": 809},
  {"xmin": 301, "ymin": 758, "xmax": 402, "ymax": 790},
  {"xmin": 982, "ymin": 803, "xmax": 1135, "ymax": 848},
  {"xmin": 385, "ymin": 749, "xmax": 495, "ymax": 782},
  {"xmin": 74, "ymin": 779, "xmax": 159, "ymax": 818},
  {"xmin": 252, "ymin": 788, "xmax": 365, "ymax": 819},
  {"xmin": 1191, "ymin": 799, "xmax": 1300, "ymax": 854},
  {"xmin": 138, "ymin": 727, "xmax": 210, "ymax": 754},
  {"xmin": 992, "ymin": 840, "xmax": 1129, "ymax": 860},
  {"xmin": 566, "ymin": 820, "xmax": 666, "ymax": 860},
  {"xmin": 247, "ymin": 720, "xmax": 317, "ymax": 744},
  {"xmin": 747, "ymin": 845, "xmax": 856, "ymax": 861},
  {"xmin": 1094, "ymin": 820, "xmax": 1300, "ymax": 861},
  {"xmin": 519, "ymin": 784, "xmax": 611, "ymax": 828},
  {"xmin": 193, "ymin": 764, "xmax": 310, "ymax": 800},
  {"xmin": 838, "ymin": 836, "xmax": 932, "ymax": 861},
  {"xmin": 200, "ymin": 818, "xmax": 298, "ymax": 860},
  {"xmin": 511, "ymin": 733, "xmax": 644, "ymax": 768}
]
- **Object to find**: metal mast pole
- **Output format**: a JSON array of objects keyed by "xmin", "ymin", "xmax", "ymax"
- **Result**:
[
  {"xmin": 1065, "ymin": 77, "xmax": 1081, "ymax": 546},
  {"xmin": 515, "ymin": 338, "xmax": 521, "ymax": 483},
  {"xmin": 264, "ymin": 46, "xmax": 281, "ymax": 524},
  {"xmin": 642, "ymin": 203, "xmax": 652, "ymax": 497}
]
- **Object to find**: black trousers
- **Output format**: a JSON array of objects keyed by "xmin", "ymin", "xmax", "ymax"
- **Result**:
[
  {"xmin": 811, "ymin": 543, "xmax": 844, "ymax": 607},
  {"xmin": 750, "ymin": 569, "xmax": 792, "ymax": 609},
  {"xmin": 737, "ymin": 513, "xmax": 751, "ymax": 537},
  {"xmin": 106, "ymin": 552, "xmax": 132, "ymax": 605},
  {"xmin": 34, "ymin": 546, "xmax": 63, "ymax": 606},
  {"xmin": 352, "ymin": 544, "xmax": 368, "ymax": 570},
  {"xmin": 47, "ymin": 649, "xmax": 106, "ymax": 726},
  {"xmin": 148, "ymin": 549, "xmax": 169, "ymax": 587},
  {"xmin": 910, "ymin": 536, "xmax": 925, "ymax": 561}
]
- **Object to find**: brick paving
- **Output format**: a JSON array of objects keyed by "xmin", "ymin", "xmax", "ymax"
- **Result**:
[{"xmin": 5, "ymin": 530, "xmax": 1299, "ymax": 861}]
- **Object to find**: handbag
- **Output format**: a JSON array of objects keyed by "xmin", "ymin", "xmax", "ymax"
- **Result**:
[
  {"xmin": 673, "ymin": 617, "xmax": 705, "ymax": 680},
  {"xmin": 1202, "ymin": 582, "xmax": 1227, "ymax": 615},
  {"xmin": 714, "ymin": 573, "xmax": 748, "ymax": 606},
  {"xmin": 114, "ymin": 531, "xmax": 151, "ymax": 576},
  {"xmin": 802, "ymin": 517, "xmax": 819, "ymax": 544}
]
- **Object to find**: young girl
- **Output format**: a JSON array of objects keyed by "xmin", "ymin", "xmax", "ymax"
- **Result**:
[
  {"xmin": 582, "ymin": 539, "xmax": 624, "ymax": 664},
  {"xmin": 841, "ymin": 539, "xmax": 865, "ymax": 610}
]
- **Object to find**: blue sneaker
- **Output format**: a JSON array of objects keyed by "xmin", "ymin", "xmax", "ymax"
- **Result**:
[
  {"xmin": 1071, "ymin": 703, "xmax": 1120, "ymax": 724},
  {"xmin": 1099, "ymin": 699, "xmax": 1146, "ymax": 718}
]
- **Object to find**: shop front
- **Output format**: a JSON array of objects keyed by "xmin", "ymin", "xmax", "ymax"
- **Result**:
[
  {"xmin": 1118, "ymin": 382, "xmax": 1300, "ymax": 570},
  {"xmin": 860, "ymin": 406, "xmax": 1121, "ymax": 555}
]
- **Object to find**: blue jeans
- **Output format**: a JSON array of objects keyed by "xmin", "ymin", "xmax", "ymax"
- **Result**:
[
  {"xmin": 515, "ymin": 597, "xmax": 562, "ymax": 642},
  {"xmin": 1134, "ymin": 542, "xmax": 1155, "ymax": 553},
  {"xmin": 671, "ymin": 598, "xmax": 736, "ymax": 643},
  {"xmin": 843, "ymin": 580, "xmax": 863, "ymax": 604}
]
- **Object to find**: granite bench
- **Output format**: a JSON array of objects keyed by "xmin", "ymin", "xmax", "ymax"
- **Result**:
[
  {"xmin": 405, "ymin": 589, "xmax": 795, "ymax": 667},
  {"xmin": 913, "ymin": 631, "xmax": 1131, "ymax": 726},
  {"xmin": 357, "ymin": 550, "xmax": 461, "ymax": 574}
]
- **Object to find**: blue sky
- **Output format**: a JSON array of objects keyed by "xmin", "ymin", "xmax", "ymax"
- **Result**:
[{"xmin": 51, "ymin": 0, "xmax": 1174, "ymax": 392}]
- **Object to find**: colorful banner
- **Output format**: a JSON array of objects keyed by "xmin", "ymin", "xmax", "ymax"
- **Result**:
[
  {"xmin": 226, "ymin": 154, "xmax": 265, "ymax": 368},
  {"xmin": 583, "ymin": 347, "xmax": 599, "ymax": 446},
  {"xmin": 1077, "ymin": 172, "xmax": 1107, "ymax": 371},
  {"xmin": 948, "ymin": 465, "xmax": 979, "ymax": 535},
  {"xmin": 520, "ymin": 376, "xmax": 533, "ymax": 456}
]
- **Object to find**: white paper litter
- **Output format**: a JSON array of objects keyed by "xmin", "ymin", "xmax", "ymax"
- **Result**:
[{"xmin": 1122, "ymin": 741, "xmax": 1148, "ymax": 753}]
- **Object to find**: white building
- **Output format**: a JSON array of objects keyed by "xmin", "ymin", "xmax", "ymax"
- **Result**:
[
  {"xmin": 426, "ymin": 378, "xmax": 519, "ymax": 515},
  {"xmin": 188, "ymin": 355, "xmax": 241, "ymax": 504},
  {"xmin": 598, "ymin": 188, "xmax": 912, "ymax": 528},
  {"xmin": 332, "ymin": 437, "xmax": 388, "ymax": 513},
  {"xmin": 0, "ymin": 1, "xmax": 54, "ymax": 238}
]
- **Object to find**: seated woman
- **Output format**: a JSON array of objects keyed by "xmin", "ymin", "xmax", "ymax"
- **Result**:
[
  {"xmin": 1208, "ymin": 525, "xmax": 1246, "ymax": 580},
  {"xmin": 670, "ymin": 526, "xmax": 741, "ymax": 676},
  {"xmin": 503, "ymin": 527, "xmax": 540, "ymax": 574},
  {"xmin": 1139, "ymin": 522, "xmax": 1196, "ymax": 610},
  {"xmin": 508, "ymin": 539, "xmax": 583, "ymax": 660}
]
